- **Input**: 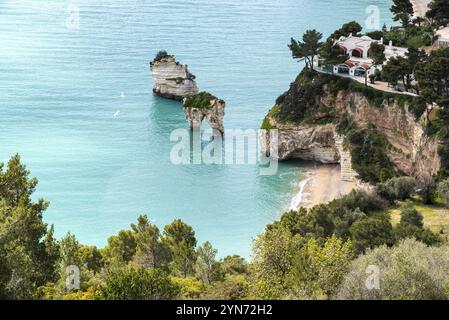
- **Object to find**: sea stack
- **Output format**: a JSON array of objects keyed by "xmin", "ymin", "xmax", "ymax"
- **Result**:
[
  {"xmin": 150, "ymin": 51, "xmax": 199, "ymax": 101},
  {"xmin": 183, "ymin": 92, "xmax": 225, "ymax": 134}
]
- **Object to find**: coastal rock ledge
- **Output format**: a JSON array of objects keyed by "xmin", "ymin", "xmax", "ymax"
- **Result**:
[
  {"xmin": 260, "ymin": 120, "xmax": 358, "ymax": 182},
  {"xmin": 261, "ymin": 70, "xmax": 441, "ymax": 183},
  {"xmin": 150, "ymin": 51, "xmax": 199, "ymax": 101},
  {"xmin": 183, "ymin": 92, "xmax": 225, "ymax": 134}
]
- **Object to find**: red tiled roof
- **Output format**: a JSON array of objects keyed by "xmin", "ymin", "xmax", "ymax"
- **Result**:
[
  {"xmin": 345, "ymin": 60, "xmax": 355, "ymax": 68},
  {"xmin": 361, "ymin": 63, "xmax": 370, "ymax": 69}
]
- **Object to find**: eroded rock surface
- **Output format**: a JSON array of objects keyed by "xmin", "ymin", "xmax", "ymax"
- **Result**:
[
  {"xmin": 261, "ymin": 72, "xmax": 441, "ymax": 182},
  {"xmin": 150, "ymin": 54, "xmax": 198, "ymax": 100},
  {"xmin": 183, "ymin": 93, "xmax": 225, "ymax": 134}
]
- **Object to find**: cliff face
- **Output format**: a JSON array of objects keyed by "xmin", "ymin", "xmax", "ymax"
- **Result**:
[
  {"xmin": 331, "ymin": 90, "xmax": 440, "ymax": 181},
  {"xmin": 150, "ymin": 55, "xmax": 199, "ymax": 100},
  {"xmin": 264, "ymin": 120, "xmax": 358, "ymax": 181},
  {"xmin": 183, "ymin": 94, "xmax": 225, "ymax": 134},
  {"xmin": 262, "ymin": 71, "xmax": 441, "ymax": 182}
]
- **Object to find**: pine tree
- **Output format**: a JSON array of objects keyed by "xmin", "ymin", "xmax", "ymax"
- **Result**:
[{"xmin": 289, "ymin": 30, "xmax": 323, "ymax": 69}]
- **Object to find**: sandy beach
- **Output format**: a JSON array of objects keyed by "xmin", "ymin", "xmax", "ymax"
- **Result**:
[
  {"xmin": 292, "ymin": 163, "xmax": 358, "ymax": 210},
  {"xmin": 410, "ymin": 0, "xmax": 431, "ymax": 17}
]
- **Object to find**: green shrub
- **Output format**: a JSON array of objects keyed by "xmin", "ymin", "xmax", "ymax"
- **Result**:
[
  {"xmin": 347, "ymin": 128, "xmax": 398, "ymax": 183},
  {"xmin": 338, "ymin": 239, "xmax": 449, "ymax": 300},
  {"xmin": 349, "ymin": 215, "xmax": 395, "ymax": 254},
  {"xmin": 437, "ymin": 178, "xmax": 449, "ymax": 207},
  {"xmin": 365, "ymin": 31, "xmax": 384, "ymax": 40},
  {"xmin": 260, "ymin": 116, "xmax": 273, "ymax": 131},
  {"xmin": 393, "ymin": 202, "xmax": 441, "ymax": 245},
  {"xmin": 97, "ymin": 266, "xmax": 180, "ymax": 300},
  {"xmin": 171, "ymin": 277, "xmax": 204, "ymax": 299},
  {"xmin": 271, "ymin": 190, "xmax": 388, "ymax": 244},
  {"xmin": 153, "ymin": 50, "xmax": 170, "ymax": 62},
  {"xmin": 274, "ymin": 70, "xmax": 332, "ymax": 123},
  {"xmin": 201, "ymin": 275, "xmax": 249, "ymax": 300},
  {"xmin": 184, "ymin": 92, "xmax": 223, "ymax": 109},
  {"xmin": 375, "ymin": 177, "xmax": 417, "ymax": 203}
]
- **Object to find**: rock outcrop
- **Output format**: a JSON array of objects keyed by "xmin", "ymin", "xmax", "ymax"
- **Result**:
[
  {"xmin": 330, "ymin": 90, "xmax": 440, "ymax": 181},
  {"xmin": 261, "ymin": 71, "xmax": 441, "ymax": 182},
  {"xmin": 335, "ymin": 134, "xmax": 358, "ymax": 182},
  {"xmin": 183, "ymin": 92, "xmax": 225, "ymax": 134},
  {"xmin": 150, "ymin": 52, "xmax": 199, "ymax": 101},
  {"xmin": 262, "ymin": 119, "xmax": 358, "ymax": 181}
]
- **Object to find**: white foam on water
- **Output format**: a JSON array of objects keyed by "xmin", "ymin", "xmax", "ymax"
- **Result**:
[{"xmin": 289, "ymin": 171, "xmax": 314, "ymax": 211}]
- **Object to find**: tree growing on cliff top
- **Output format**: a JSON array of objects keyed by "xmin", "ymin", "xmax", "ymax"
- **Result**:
[
  {"xmin": 331, "ymin": 21, "xmax": 363, "ymax": 39},
  {"xmin": 414, "ymin": 48, "xmax": 449, "ymax": 101},
  {"xmin": 391, "ymin": 0, "xmax": 414, "ymax": 28},
  {"xmin": 153, "ymin": 50, "xmax": 170, "ymax": 62},
  {"xmin": 289, "ymin": 29, "xmax": 323, "ymax": 70},
  {"xmin": 319, "ymin": 39, "xmax": 349, "ymax": 71},
  {"xmin": 426, "ymin": 0, "xmax": 449, "ymax": 27},
  {"xmin": 369, "ymin": 42, "xmax": 386, "ymax": 65}
]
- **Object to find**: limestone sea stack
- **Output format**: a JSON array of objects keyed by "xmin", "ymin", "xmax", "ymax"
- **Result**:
[
  {"xmin": 150, "ymin": 51, "xmax": 199, "ymax": 101},
  {"xmin": 183, "ymin": 92, "xmax": 225, "ymax": 134}
]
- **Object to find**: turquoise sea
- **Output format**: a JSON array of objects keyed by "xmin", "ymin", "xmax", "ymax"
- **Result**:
[{"xmin": 0, "ymin": 0, "xmax": 393, "ymax": 257}]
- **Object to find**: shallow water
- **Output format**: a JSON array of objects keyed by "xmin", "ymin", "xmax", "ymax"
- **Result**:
[{"xmin": 0, "ymin": 0, "xmax": 393, "ymax": 257}]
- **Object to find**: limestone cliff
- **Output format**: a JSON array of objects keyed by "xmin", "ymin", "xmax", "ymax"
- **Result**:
[
  {"xmin": 261, "ymin": 70, "xmax": 441, "ymax": 183},
  {"xmin": 150, "ymin": 53, "xmax": 199, "ymax": 100},
  {"xmin": 183, "ymin": 92, "xmax": 225, "ymax": 134}
]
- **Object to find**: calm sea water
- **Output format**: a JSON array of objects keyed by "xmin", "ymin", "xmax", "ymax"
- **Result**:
[{"xmin": 0, "ymin": 0, "xmax": 392, "ymax": 257}]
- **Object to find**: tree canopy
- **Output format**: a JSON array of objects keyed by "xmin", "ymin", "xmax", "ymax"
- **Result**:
[
  {"xmin": 426, "ymin": 0, "xmax": 449, "ymax": 27},
  {"xmin": 319, "ymin": 39, "xmax": 349, "ymax": 67},
  {"xmin": 0, "ymin": 154, "xmax": 59, "ymax": 299},
  {"xmin": 289, "ymin": 29, "xmax": 323, "ymax": 69},
  {"xmin": 391, "ymin": 0, "xmax": 414, "ymax": 27},
  {"xmin": 331, "ymin": 21, "xmax": 363, "ymax": 39}
]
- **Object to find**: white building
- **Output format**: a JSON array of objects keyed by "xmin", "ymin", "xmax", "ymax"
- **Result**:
[
  {"xmin": 435, "ymin": 27, "xmax": 449, "ymax": 47},
  {"xmin": 336, "ymin": 35, "xmax": 381, "ymax": 59},
  {"xmin": 316, "ymin": 34, "xmax": 409, "ymax": 78}
]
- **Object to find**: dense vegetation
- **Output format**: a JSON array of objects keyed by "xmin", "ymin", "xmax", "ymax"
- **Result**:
[
  {"xmin": 1, "ymin": 154, "xmax": 447, "ymax": 300},
  {"xmin": 345, "ymin": 127, "xmax": 398, "ymax": 183},
  {"xmin": 184, "ymin": 92, "xmax": 223, "ymax": 109},
  {"xmin": 274, "ymin": 69, "xmax": 330, "ymax": 123},
  {"xmin": 152, "ymin": 50, "xmax": 171, "ymax": 63},
  {"xmin": 0, "ymin": 155, "xmax": 250, "ymax": 300},
  {"xmin": 251, "ymin": 1, "xmax": 449, "ymax": 298}
]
